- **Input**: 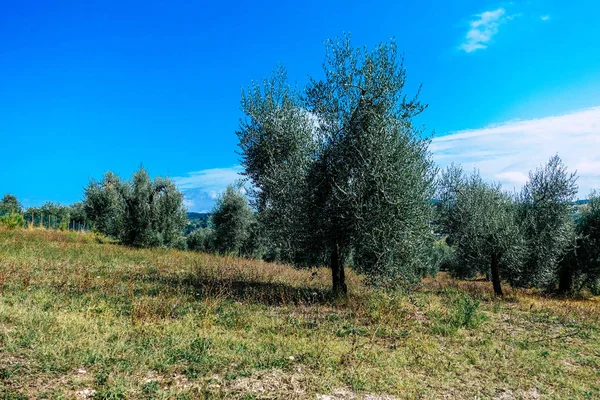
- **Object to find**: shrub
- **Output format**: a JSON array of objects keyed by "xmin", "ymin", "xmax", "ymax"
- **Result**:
[
  {"xmin": 211, "ymin": 185, "xmax": 254, "ymax": 255},
  {"xmin": 187, "ymin": 228, "xmax": 215, "ymax": 252},
  {"xmin": 0, "ymin": 213, "xmax": 24, "ymax": 229},
  {"xmin": 429, "ymin": 237, "xmax": 456, "ymax": 273},
  {"xmin": 430, "ymin": 291, "xmax": 486, "ymax": 336}
]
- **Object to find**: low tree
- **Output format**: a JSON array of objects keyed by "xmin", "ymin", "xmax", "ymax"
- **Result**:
[
  {"xmin": 69, "ymin": 202, "xmax": 87, "ymax": 229},
  {"xmin": 84, "ymin": 172, "xmax": 126, "ymax": 237},
  {"xmin": 84, "ymin": 167, "xmax": 187, "ymax": 248},
  {"xmin": 437, "ymin": 166, "xmax": 525, "ymax": 296},
  {"xmin": 516, "ymin": 155, "xmax": 578, "ymax": 289},
  {"xmin": 211, "ymin": 185, "xmax": 255, "ymax": 255},
  {"xmin": 0, "ymin": 194, "xmax": 21, "ymax": 215},
  {"xmin": 237, "ymin": 35, "xmax": 436, "ymax": 294},
  {"xmin": 39, "ymin": 202, "xmax": 71, "ymax": 229},
  {"xmin": 187, "ymin": 227, "xmax": 215, "ymax": 252}
]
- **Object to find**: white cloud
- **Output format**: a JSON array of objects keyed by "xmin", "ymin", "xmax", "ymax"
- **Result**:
[
  {"xmin": 495, "ymin": 171, "xmax": 529, "ymax": 186},
  {"xmin": 540, "ymin": 15, "xmax": 550, "ymax": 21},
  {"xmin": 432, "ymin": 106, "xmax": 600, "ymax": 198},
  {"xmin": 182, "ymin": 198, "xmax": 195, "ymax": 210},
  {"xmin": 172, "ymin": 166, "xmax": 243, "ymax": 211},
  {"xmin": 172, "ymin": 166, "xmax": 243, "ymax": 190},
  {"xmin": 460, "ymin": 8, "xmax": 511, "ymax": 53}
]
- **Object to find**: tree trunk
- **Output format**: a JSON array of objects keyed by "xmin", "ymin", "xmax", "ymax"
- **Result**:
[
  {"xmin": 490, "ymin": 253, "xmax": 503, "ymax": 296},
  {"xmin": 558, "ymin": 264, "xmax": 573, "ymax": 295},
  {"xmin": 331, "ymin": 242, "xmax": 347, "ymax": 296}
]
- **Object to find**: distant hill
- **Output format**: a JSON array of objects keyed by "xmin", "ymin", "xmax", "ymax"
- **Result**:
[{"xmin": 185, "ymin": 212, "xmax": 210, "ymax": 235}]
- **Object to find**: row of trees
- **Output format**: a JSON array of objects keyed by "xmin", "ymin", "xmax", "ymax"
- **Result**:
[
  {"xmin": 232, "ymin": 35, "xmax": 599, "ymax": 295},
  {"xmin": 436, "ymin": 156, "xmax": 599, "ymax": 295},
  {"xmin": 0, "ymin": 193, "xmax": 87, "ymax": 230},
  {"xmin": 3, "ymin": 36, "xmax": 598, "ymax": 296},
  {"xmin": 82, "ymin": 35, "xmax": 598, "ymax": 296}
]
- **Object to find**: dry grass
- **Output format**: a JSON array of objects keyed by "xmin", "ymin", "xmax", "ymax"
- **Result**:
[{"xmin": 1, "ymin": 228, "xmax": 599, "ymax": 399}]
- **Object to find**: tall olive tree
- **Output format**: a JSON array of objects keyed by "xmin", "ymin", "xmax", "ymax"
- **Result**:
[
  {"xmin": 516, "ymin": 155, "xmax": 578, "ymax": 289},
  {"xmin": 237, "ymin": 35, "xmax": 436, "ymax": 293},
  {"xmin": 437, "ymin": 166, "xmax": 525, "ymax": 296}
]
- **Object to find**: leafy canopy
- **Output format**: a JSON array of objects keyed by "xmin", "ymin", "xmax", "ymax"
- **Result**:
[
  {"xmin": 84, "ymin": 167, "xmax": 187, "ymax": 248},
  {"xmin": 237, "ymin": 35, "xmax": 437, "ymax": 291}
]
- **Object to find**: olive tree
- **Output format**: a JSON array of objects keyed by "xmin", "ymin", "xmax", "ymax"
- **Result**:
[
  {"xmin": 237, "ymin": 35, "xmax": 436, "ymax": 294},
  {"xmin": 187, "ymin": 227, "xmax": 215, "ymax": 252},
  {"xmin": 84, "ymin": 167, "xmax": 187, "ymax": 248},
  {"xmin": 558, "ymin": 191, "xmax": 600, "ymax": 293},
  {"xmin": 84, "ymin": 172, "xmax": 126, "ymax": 237},
  {"xmin": 437, "ymin": 166, "xmax": 525, "ymax": 296},
  {"xmin": 211, "ymin": 184, "xmax": 255, "ymax": 255},
  {"xmin": 516, "ymin": 155, "xmax": 578, "ymax": 289}
]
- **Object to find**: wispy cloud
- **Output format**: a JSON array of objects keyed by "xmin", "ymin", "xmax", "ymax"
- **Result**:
[
  {"xmin": 540, "ymin": 15, "xmax": 551, "ymax": 21},
  {"xmin": 459, "ymin": 8, "xmax": 511, "ymax": 53},
  {"xmin": 172, "ymin": 166, "xmax": 243, "ymax": 212},
  {"xmin": 431, "ymin": 107, "xmax": 600, "ymax": 198}
]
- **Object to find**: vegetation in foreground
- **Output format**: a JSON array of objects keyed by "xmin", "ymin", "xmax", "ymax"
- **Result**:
[{"xmin": 1, "ymin": 229, "xmax": 599, "ymax": 399}]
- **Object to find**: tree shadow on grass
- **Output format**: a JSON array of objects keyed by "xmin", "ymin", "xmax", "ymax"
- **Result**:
[{"xmin": 144, "ymin": 273, "xmax": 336, "ymax": 306}]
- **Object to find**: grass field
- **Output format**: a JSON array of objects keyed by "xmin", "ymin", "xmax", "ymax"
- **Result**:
[{"xmin": 1, "ymin": 228, "xmax": 599, "ymax": 399}]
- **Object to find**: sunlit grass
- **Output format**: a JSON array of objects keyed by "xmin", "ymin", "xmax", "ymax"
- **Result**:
[{"xmin": 1, "ymin": 228, "xmax": 599, "ymax": 399}]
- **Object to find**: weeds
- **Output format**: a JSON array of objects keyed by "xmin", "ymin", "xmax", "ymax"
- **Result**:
[{"xmin": 429, "ymin": 290, "xmax": 487, "ymax": 336}]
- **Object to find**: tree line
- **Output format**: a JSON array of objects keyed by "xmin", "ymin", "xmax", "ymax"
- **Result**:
[
  {"xmin": 0, "ymin": 194, "xmax": 87, "ymax": 230},
  {"xmin": 2, "ymin": 35, "xmax": 598, "ymax": 296}
]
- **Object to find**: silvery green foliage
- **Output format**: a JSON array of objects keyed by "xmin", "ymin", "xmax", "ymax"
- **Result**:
[
  {"xmin": 303, "ymin": 35, "xmax": 437, "ymax": 287},
  {"xmin": 187, "ymin": 227, "xmax": 215, "ymax": 252},
  {"xmin": 84, "ymin": 172, "xmax": 126, "ymax": 237},
  {"xmin": 237, "ymin": 35, "xmax": 437, "ymax": 291},
  {"xmin": 24, "ymin": 201, "xmax": 73, "ymax": 228},
  {"xmin": 237, "ymin": 66, "xmax": 316, "ymax": 263},
  {"xmin": 211, "ymin": 185, "xmax": 256, "ymax": 256},
  {"xmin": 437, "ymin": 165, "xmax": 525, "ymax": 295},
  {"xmin": 84, "ymin": 167, "xmax": 186, "ymax": 248},
  {"xmin": 516, "ymin": 155, "xmax": 578, "ymax": 289},
  {"xmin": 559, "ymin": 191, "xmax": 600, "ymax": 293}
]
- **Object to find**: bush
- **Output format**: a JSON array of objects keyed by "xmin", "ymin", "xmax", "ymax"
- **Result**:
[
  {"xmin": 430, "ymin": 291, "xmax": 486, "ymax": 336},
  {"xmin": 211, "ymin": 185, "xmax": 254, "ymax": 255},
  {"xmin": 429, "ymin": 237, "xmax": 456, "ymax": 274},
  {"xmin": 0, "ymin": 213, "xmax": 24, "ymax": 229},
  {"xmin": 84, "ymin": 167, "xmax": 187, "ymax": 248},
  {"xmin": 187, "ymin": 228, "xmax": 214, "ymax": 252}
]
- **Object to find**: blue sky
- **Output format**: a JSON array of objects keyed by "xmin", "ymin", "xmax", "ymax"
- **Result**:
[{"xmin": 1, "ymin": 0, "xmax": 599, "ymax": 211}]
